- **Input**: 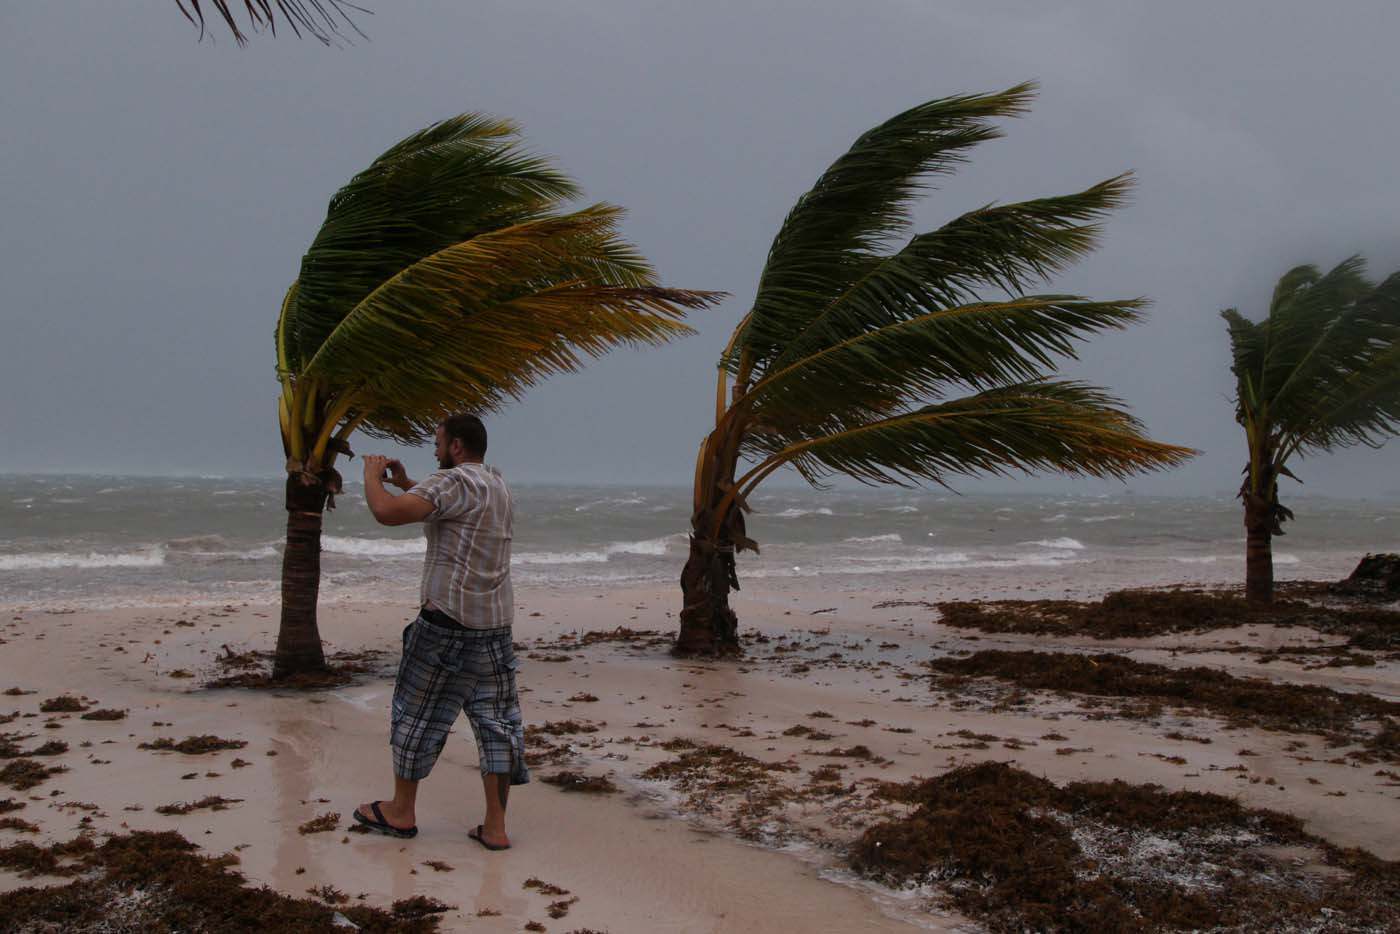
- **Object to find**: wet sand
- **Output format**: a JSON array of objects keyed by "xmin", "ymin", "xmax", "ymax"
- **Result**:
[{"xmin": 2, "ymin": 582, "xmax": 1397, "ymax": 931}]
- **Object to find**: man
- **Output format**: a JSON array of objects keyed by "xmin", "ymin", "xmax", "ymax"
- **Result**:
[{"xmin": 353, "ymin": 413, "xmax": 526, "ymax": 851}]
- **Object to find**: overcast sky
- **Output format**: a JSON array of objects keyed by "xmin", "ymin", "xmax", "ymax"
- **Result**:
[{"xmin": 1, "ymin": 1, "xmax": 1397, "ymax": 497}]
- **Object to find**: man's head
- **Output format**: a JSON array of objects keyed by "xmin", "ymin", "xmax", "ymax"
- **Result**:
[{"xmin": 435, "ymin": 414, "xmax": 487, "ymax": 469}]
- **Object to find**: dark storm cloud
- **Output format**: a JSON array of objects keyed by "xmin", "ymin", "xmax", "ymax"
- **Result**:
[{"xmin": 1, "ymin": 1, "xmax": 1396, "ymax": 497}]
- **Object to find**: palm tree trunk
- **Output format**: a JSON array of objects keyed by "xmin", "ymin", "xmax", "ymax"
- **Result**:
[
  {"xmin": 273, "ymin": 475, "xmax": 330, "ymax": 678},
  {"xmin": 1243, "ymin": 493, "xmax": 1274, "ymax": 603},
  {"xmin": 675, "ymin": 533, "xmax": 741, "ymax": 656}
]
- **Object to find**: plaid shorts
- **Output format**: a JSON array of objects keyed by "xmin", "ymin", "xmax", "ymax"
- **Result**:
[{"xmin": 389, "ymin": 611, "xmax": 529, "ymax": 785}]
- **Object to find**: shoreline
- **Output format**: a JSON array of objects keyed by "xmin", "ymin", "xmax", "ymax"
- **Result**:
[{"xmin": 3, "ymin": 580, "xmax": 1398, "ymax": 931}]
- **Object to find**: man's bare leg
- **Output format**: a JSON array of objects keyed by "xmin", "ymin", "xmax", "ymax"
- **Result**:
[
  {"xmin": 478, "ymin": 773, "xmax": 510, "ymax": 848},
  {"xmin": 357, "ymin": 775, "xmax": 418, "ymax": 830}
]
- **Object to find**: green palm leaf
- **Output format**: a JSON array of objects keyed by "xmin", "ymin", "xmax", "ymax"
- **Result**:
[
  {"xmin": 285, "ymin": 114, "xmax": 581, "ymax": 365},
  {"xmin": 734, "ymin": 83, "xmax": 1037, "ymax": 368},
  {"xmin": 299, "ymin": 206, "xmax": 713, "ymax": 441},
  {"xmin": 742, "ymin": 295, "xmax": 1145, "ymax": 441},
  {"xmin": 742, "ymin": 381, "xmax": 1191, "ymax": 491},
  {"xmin": 766, "ymin": 176, "xmax": 1133, "ymax": 371}
]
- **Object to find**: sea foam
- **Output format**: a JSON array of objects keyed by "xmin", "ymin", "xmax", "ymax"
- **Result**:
[
  {"xmin": 1022, "ymin": 537, "xmax": 1086, "ymax": 550},
  {"xmin": 0, "ymin": 547, "xmax": 166, "ymax": 570},
  {"xmin": 321, "ymin": 536, "xmax": 425, "ymax": 557}
]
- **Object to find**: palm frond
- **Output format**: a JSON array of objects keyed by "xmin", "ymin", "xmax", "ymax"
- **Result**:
[
  {"xmin": 1257, "ymin": 257, "xmax": 1373, "ymax": 405},
  {"xmin": 174, "ymin": 0, "xmax": 367, "ymax": 45},
  {"xmin": 1220, "ymin": 307, "xmax": 1265, "ymax": 425},
  {"xmin": 742, "ymin": 381, "xmax": 1193, "ymax": 490},
  {"xmin": 285, "ymin": 114, "xmax": 582, "ymax": 365},
  {"xmin": 298, "ymin": 206, "xmax": 720, "ymax": 442},
  {"xmin": 1224, "ymin": 258, "xmax": 1400, "ymax": 495},
  {"xmin": 744, "ymin": 295, "xmax": 1145, "ymax": 433},
  {"xmin": 765, "ymin": 175, "xmax": 1134, "ymax": 371},
  {"xmin": 734, "ymin": 83, "xmax": 1037, "ymax": 369}
]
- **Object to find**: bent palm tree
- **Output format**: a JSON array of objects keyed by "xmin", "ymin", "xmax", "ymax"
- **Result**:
[
  {"xmin": 275, "ymin": 114, "xmax": 720, "ymax": 678},
  {"xmin": 1222, "ymin": 257, "xmax": 1400, "ymax": 602},
  {"xmin": 677, "ymin": 83, "xmax": 1194, "ymax": 656}
]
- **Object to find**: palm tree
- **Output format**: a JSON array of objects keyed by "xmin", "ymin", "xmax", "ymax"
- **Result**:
[
  {"xmin": 1222, "ymin": 257, "xmax": 1400, "ymax": 602},
  {"xmin": 174, "ymin": 0, "xmax": 368, "ymax": 45},
  {"xmin": 275, "ymin": 113, "xmax": 721, "ymax": 678},
  {"xmin": 676, "ymin": 83, "xmax": 1194, "ymax": 656}
]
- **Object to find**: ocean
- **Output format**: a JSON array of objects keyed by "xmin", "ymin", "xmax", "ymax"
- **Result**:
[{"xmin": 2, "ymin": 474, "xmax": 1397, "ymax": 610}]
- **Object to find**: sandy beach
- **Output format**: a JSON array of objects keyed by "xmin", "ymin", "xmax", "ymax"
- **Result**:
[{"xmin": 2, "ymin": 576, "xmax": 1397, "ymax": 932}]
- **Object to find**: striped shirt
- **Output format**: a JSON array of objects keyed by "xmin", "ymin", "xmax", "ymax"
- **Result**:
[{"xmin": 408, "ymin": 463, "xmax": 513, "ymax": 631}]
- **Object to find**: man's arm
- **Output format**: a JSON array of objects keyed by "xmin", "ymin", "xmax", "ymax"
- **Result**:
[{"xmin": 362, "ymin": 455, "xmax": 434, "ymax": 527}]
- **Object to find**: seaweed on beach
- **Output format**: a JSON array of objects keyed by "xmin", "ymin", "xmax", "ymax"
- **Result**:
[
  {"xmin": 852, "ymin": 761, "xmax": 1400, "ymax": 933},
  {"xmin": 540, "ymin": 771, "xmax": 619, "ymax": 794},
  {"xmin": 297, "ymin": 812, "xmax": 340, "ymax": 834},
  {"xmin": 936, "ymin": 588, "xmax": 1400, "ymax": 648},
  {"xmin": 203, "ymin": 648, "xmax": 384, "ymax": 690},
  {"xmin": 930, "ymin": 649, "xmax": 1400, "ymax": 758},
  {"xmin": 79, "ymin": 708, "xmax": 126, "ymax": 721},
  {"xmin": 155, "ymin": 795, "xmax": 243, "ymax": 816},
  {"xmin": 0, "ymin": 758, "xmax": 68, "ymax": 790},
  {"xmin": 0, "ymin": 816, "xmax": 40, "ymax": 833},
  {"xmin": 38, "ymin": 696, "xmax": 89, "ymax": 713},
  {"xmin": 641, "ymin": 741, "xmax": 800, "ymax": 841},
  {"xmin": 139, "ymin": 734, "xmax": 247, "ymax": 754},
  {"xmin": 0, "ymin": 830, "xmax": 448, "ymax": 931}
]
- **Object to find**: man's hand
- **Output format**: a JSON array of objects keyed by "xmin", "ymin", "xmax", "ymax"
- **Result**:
[
  {"xmin": 363, "ymin": 455, "xmax": 392, "ymax": 487},
  {"xmin": 361, "ymin": 454, "xmax": 433, "ymax": 527},
  {"xmin": 384, "ymin": 458, "xmax": 412, "ymax": 490}
]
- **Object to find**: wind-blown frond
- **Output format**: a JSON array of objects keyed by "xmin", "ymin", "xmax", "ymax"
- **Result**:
[
  {"xmin": 766, "ymin": 176, "xmax": 1134, "ymax": 371},
  {"xmin": 1220, "ymin": 307, "xmax": 1265, "ymax": 423},
  {"xmin": 743, "ymin": 295, "xmax": 1145, "ymax": 436},
  {"xmin": 734, "ymin": 83, "xmax": 1037, "ymax": 368},
  {"xmin": 1256, "ymin": 257, "xmax": 1372, "ymax": 407},
  {"xmin": 174, "ymin": 0, "xmax": 368, "ymax": 45},
  {"xmin": 743, "ymin": 381, "xmax": 1192, "ymax": 490},
  {"xmin": 285, "ymin": 114, "xmax": 582, "ymax": 365},
  {"xmin": 298, "ymin": 206, "xmax": 716, "ymax": 441},
  {"xmin": 1225, "ymin": 258, "xmax": 1400, "ymax": 460}
]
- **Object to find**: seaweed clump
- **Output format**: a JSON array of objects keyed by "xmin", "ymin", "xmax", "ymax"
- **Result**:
[
  {"xmin": 937, "ymin": 588, "xmax": 1400, "ymax": 648},
  {"xmin": 851, "ymin": 761, "xmax": 1400, "ymax": 932},
  {"xmin": 0, "ymin": 830, "xmax": 450, "ymax": 931},
  {"xmin": 139, "ymin": 735, "xmax": 248, "ymax": 754},
  {"xmin": 540, "ymin": 771, "xmax": 619, "ymax": 794},
  {"xmin": 38, "ymin": 696, "xmax": 89, "ymax": 714},
  {"xmin": 930, "ymin": 649, "xmax": 1400, "ymax": 757},
  {"xmin": 0, "ymin": 758, "xmax": 69, "ymax": 791}
]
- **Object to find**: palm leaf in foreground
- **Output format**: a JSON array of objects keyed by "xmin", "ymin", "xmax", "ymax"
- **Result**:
[
  {"xmin": 1223, "ymin": 257, "xmax": 1400, "ymax": 602},
  {"xmin": 174, "ymin": 0, "xmax": 368, "ymax": 45},
  {"xmin": 271, "ymin": 114, "xmax": 723, "ymax": 677},
  {"xmin": 676, "ymin": 86, "xmax": 1193, "ymax": 656}
]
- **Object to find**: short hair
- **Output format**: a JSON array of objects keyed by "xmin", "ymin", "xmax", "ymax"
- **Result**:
[{"xmin": 440, "ymin": 413, "xmax": 487, "ymax": 458}]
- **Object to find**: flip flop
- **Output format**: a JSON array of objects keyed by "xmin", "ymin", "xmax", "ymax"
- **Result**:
[
  {"xmin": 352, "ymin": 801, "xmax": 418, "ymax": 839},
  {"xmin": 469, "ymin": 824, "xmax": 510, "ymax": 851}
]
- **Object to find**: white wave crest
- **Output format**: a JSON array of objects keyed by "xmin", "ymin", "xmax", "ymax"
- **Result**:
[
  {"xmin": 844, "ymin": 534, "xmax": 903, "ymax": 544},
  {"xmin": 321, "ymin": 536, "xmax": 425, "ymax": 557},
  {"xmin": 513, "ymin": 535, "xmax": 678, "ymax": 566},
  {"xmin": 1022, "ymin": 537, "xmax": 1085, "ymax": 550},
  {"xmin": 773, "ymin": 507, "xmax": 835, "ymax": 518},
  {"xmin": 573, "ymin": 496, "xmax": 646, "ymax": 512},
  {"xmin": 0, "ymin": 546, "xmax": 166, "ymax": 571},
  {"xmin": 1080, "ymin": 514, "xmax": 1124, "ymax": 524},
  {"xmin": 878, "ymin": 505, "xmax": 919, "ymax": 514}
]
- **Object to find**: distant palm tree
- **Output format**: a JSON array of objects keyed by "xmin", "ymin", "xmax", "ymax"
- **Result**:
[
  {"xmin": 677, "ymin": 83, "xmax": 1194, "ymax": 656},
  {"xmin": 1222, "ymin": 257, "xmax": 1400, "ymax": 602},
  {"xmin": 174, "ymin": 0, "xmax": 368, "ymax": 45},
  {"xmin": 275, "ymin": 114, "xmax": 720, "ymax": 677}
]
